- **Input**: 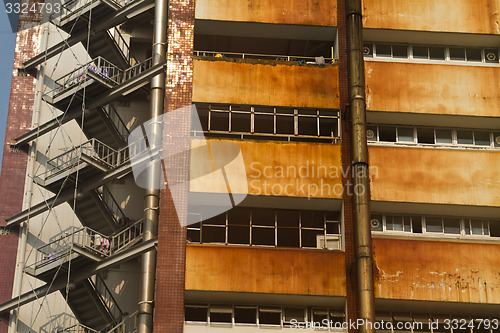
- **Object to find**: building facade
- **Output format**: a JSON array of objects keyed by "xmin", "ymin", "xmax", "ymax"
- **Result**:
[{"xmin": 0, "ymin": 0, "xmax": 499, "ymax": 332}]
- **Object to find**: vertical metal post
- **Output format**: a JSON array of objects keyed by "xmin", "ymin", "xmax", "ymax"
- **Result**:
[
  {"xmin": 346, "ymin": 0, "xmax": 376, "ymax": 331},
  {"xmin": 136, "ymin": 0, "xmax": 168, "ymax": 331}
]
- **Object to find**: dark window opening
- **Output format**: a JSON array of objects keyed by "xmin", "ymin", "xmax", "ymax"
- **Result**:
[
  {"xmin": 231, "ymin": 112, "xmax": 251, "ymax": 132},
  {"xmin": 378, "ymin": 126, "xmax": 397, "ymax": 142},
  {"xmin": 449, "ymin": 47, "xmax": 466, "ymax": 61},
  {"xmin": 376, "ymin": 44, "xmax": 391, "ymax": 57},
  {"xmin": 185, "ymin": 306, "xmax": 207, "ymax": 322},
  {"xmin": 235, "ymin": 307, "xmax": 256, "ymax": 324},
  {"xmin": 429, "ymin": 47, "xmax": 445, "ymax": 60},
  {"xmin": 474, "ymin": 131, "xmax": 491, "ymax": 146},
  {"xmin": 202, "ymin": 226, "xmax": 225, "ymax": 243},
  {"xmin": 298, "ymin": 117, "xmax": 317, "ymax": 136},
  {"xmin": 210, "ymin": 111, "xmax": 229, "ymax": 131},
  {"xmin": 277, "ymin": 228, "xmax": 299, "ymax": 247},
  {"xmin": 413, "ymin": 46, "xmax": 429, "ymax": 59},
  {"xmin": 254, "ymin": 114, "xmax": 274, "ymax": 134},
  {"xmin": 466, "ymin": 48, "xmax": 482, "ymax": 62},
  {"xmin": 259, "ymin": 309, "xmax": 281, "ymax": 325},
  {"xmin": 252, "ymin": 227, "xmax": 275, "ymax": 246},
  {"xmin": 417, "ymin": 128, "xmax": 434, "ymax": 144},
  {"xmin": 392, "ymin": 45, "xmax": 408, "ymax": 58},
  {"xmin": 301, "ymin": 229, "xmax": 323, "ymax": 248},
  {"xmin": 228, "ymin": 226, "xmax": 250, "ymax": 244},
  {"xmin": 457, "ymin": 130, "xmax": 473, "ymax": 145}
]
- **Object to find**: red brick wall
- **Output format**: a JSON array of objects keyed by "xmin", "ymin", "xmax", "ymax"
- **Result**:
[
  {"xmin": 153, "ymin": 0, "xmax": 196, "ymax": 331},
  {"xmin": 0, "ymin": 10, "xmax": 41, "ymax": 332}
]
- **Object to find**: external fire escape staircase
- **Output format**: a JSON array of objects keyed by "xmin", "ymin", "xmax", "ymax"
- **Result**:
[
  {"xmin": 25, "ymin": 220, "xmax": 145, "ymax": 329},
  {"xmin": 0, "ymin": 0, "xmax": 163, "ymax": 330}
]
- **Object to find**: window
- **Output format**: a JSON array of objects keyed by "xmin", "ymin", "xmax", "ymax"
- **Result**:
[
  {"xmin": 368, "ymin": 125, "xmax": 499, "ymax": 149},
  {"xmin": 188, "ymin": 207, "xmax": 341, "ymax": 249},
  {"xmin": 210, "ymin": 305, "xmax": 232, "ymax": 324},
  {"xmin": 371, "ymin": 214, "xmax": 498, "ymax": 239},
  {"xmin": 185, "ymin": 305, "xmax": 208, "ymax": 323},
  {"xmin": 364, "ymin": 42, "xmax": 499, "ymax": 65},
  {"xmin": 193, "ymin": 103, "xmax": 340, "ymax": 143},
  {"xmin": 235, "ymin": 306, "xmax": 256, "ymax": 325}
]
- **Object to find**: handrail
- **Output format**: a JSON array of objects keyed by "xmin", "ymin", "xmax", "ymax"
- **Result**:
[
  {"xmin": 108, "ymin": 27, "xmax": 130, "ymax": 63},
  {"xmin": 59, "ymin": 323, "xmax": 100, "ymax": 333},
  {"xmin": 103, "ymin": 104, "xmax": 130, "ymax": 141},
  {"xmin": 194, "ymin": 50, "xmax": 337, "ymax": 63},
  {"xmin": 105, "ymin": 310, "xmax": 138, "ymax": 333},
  {"xmin": 93, "ymin": 274, "xmax": 124, "ymax": 324},
  {"xmin": 36, "ymin": 138, "xmax": 129, "ymax": 183},
  {"xmin": 50, "ymin": 0, "xmax": 124, "ymax": 26},
  {"xmin": 29, "ymin": 227, "xmax": 110, "ymax": 271},
  {"xmin": 99, "ymin": 185, "xmax": 126, "ymax": 226},
  {"xmin": 110, "ymin": 218, "xmax": 144, "ymax": 255},
  {"xmin": 122, "ymin": 57, "xmax": 153, "ymax": 82},
  {"xmin": 50, "ymin": 56, "xmax": 123, "ymax": 97},
  {"xmin": 29, "ymin": 219, "xmax": 144, "ymax": 271}
]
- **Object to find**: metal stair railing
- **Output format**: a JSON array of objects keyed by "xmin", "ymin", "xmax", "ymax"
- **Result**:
[
  {"xmin": 50, "ymin": 0, "xmax": 124, "ymax": 26},
  {"xmin": 108, "ymin": 27, "xmax": 130, "ymax": 64},
  {"xmin": 98, "ymin": 185, "xmax": 126, "ymax": 227},
  {"xmin": 109, "ymin": 219, "xmax": 144, "ymax": 255},
  {"xmin": 102, "ymin": 104, "xmax": 130, "ymax": 141},
  {"xmin": 92, "ymin": 274, "xmax": 124, "ymax": 324},
  {"xmin": 49, "ymin": 56, "xmax": 123, "ymax": 98},
  {"xmin": 122, "ymin": 57, "xmax": 152, "ymax": 82},
  {"xmin": 35, "ymin": 138, "xmax": 129, "ymax": 184},
  {"xmin": 29, "ymin": 227, "xmax": 110, "ymax": 272},
  {"xmin": 59, "ymin": 322, "xmax": 100, "ymax": 333},
  {"xmin": 105, "ymin": 310, "xmax": 138, "ymax": 333}
]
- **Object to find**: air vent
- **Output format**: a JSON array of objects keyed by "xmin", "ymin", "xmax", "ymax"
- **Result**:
[
  {"xmin": 495, "ymin": 136, "xmax": 500, "ymax": 145},
  {"xmin": 485, "ymin": 50, "xmax": 498, "ymax": 63},
  {"xmin": 371, "ymin": 219, "xmax": 381, "ymax": 230},
  {"xmin": 363, "ymin": 44, "xmax": 373, "ymax": 57},
  {"xmin": 367, "ymin": 129, "xmax": 375, "ymax": 140}
]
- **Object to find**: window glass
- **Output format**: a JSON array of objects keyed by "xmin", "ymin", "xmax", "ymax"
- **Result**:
[
  {"xmin": 435, "ymin": 129, "xmax": 452, "ymax": 144},
  {"xmin": 389, "ymin": 216, "xmax": 404, "ymax": 231},
  {"xmin": 210, "ymin": 306, "xmax": 232, "ymax": 323},
  {"xmin": 471, "ymin": 220, "xmax": 484, "ymax": 235},
  {"xmin": 284, "ymin": 308, "xmax": 305, "ymax": 324},
  {"xmin": 463, "ymin": 220, "xmax": 471, "ymax": 235},
  {"xmin": 426, "ymin": 217, "xmax": 443, "ymax": 233},
  {"xmin": 392, "ymin": 45, "xmax": 408, "ymax": 58},
  {"xmin": 412, "ymin": 46, "xmax": 429, "ymax": 59},
  {"xmin": 259, "ymin": 308, "xmax": 281, "ymax": 325},
  {"xmin": 466, "ymin": 48, "xmax": 482, "ymax": 62},
  {"xmin": 474, "ymin": 131, "xmax": 491, "ymax": 146},
  {"xmin": 417, "ymin": 128, "xmax": 435, "ymax": 144},
  {"xmin": 484, "ymin": 49, "xmax": 499, "ymax": 63},
  {"xmin": 235, "ymin": 307, "xmax": 256, "ymax": 324},
  {"xmin": 443, "ymin": 218, "xmax": 460, "ymax": 234},
  {"xmin": 397, "ymin": 127, "xmax": 414, "ymax": 142},
  {"xmin": 376, "ymin": 44, "xmax": 392, "ymax": 57},
  {"xmin": 429, "ymin": 47, "xmax": 445, "ymax": 60},
  {"xmin": 457, "ymin": 130, "xmax": 473, "ymax": 145},
  {"xmin": 449, "ymin": 47, "xmax": 466, "ymax": 61},
  {"xmin": 379, "ymin": 126, "xmax": 397, "ymax": 142},
  {"xmin": 412, "ymin": 216, "xmax": 422, "ymax": 233},
  {"xmin": 403, "ymin": 216, "xmax": 412, "ymax": 232}
]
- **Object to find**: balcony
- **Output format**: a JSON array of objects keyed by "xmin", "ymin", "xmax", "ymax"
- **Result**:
[
  {"xmin": 369, "ymin": 146, "xmax": 500, "ymax": 207},
  {"xmin": 365, "ymin": 61, "xmax": 500, "ymax": 119},
  {"xmin": 362, "ymin": 0, "xmax": 500, "ymax": 34},
  {"xmin": 195, "ymin": 0, "xmax": 336, "ymax": 26},
  {"xmin": 373, "ymin": 238, "xmax": 500, "ymax": 304},
  {"xmin": 193, "ymin": 58, "xmax": 339, "ymax": 109},
  {"xmin": 185, "ymin": 245, "xmax": 346, "ymax": 296},
  {"xmin": 190, "ymin": 138, "xmax": 343, "ymax": 200}
]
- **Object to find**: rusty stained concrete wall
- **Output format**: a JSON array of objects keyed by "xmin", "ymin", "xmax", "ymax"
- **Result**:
[
  {"xmin": 195, "ymin": 0, "xmax": 336, "ymax": 26},
  {"xmin": 190, "ymin": 138, "xmax": 343, "ymax": 199},
  {"xmin": 373, "ymin": 238, "xmax": 500, "ymax": 303},
  {"xmin": 369, "ymin": 146, "xmax": 500, "ymax": 207},
  {"xmin": 365, "ymin": 62, "xmax": 500, "ymax": 118},
  {"xmin": 185, "ymin": 245, "xmax": 346, "ymax": 296},
  {"xmin": 362, "ymin": 0, "xmax": 500, "ymax": 34},
  {"xmin": 193, "ymin": 59, "xmax": 339, "ymax": 109}
]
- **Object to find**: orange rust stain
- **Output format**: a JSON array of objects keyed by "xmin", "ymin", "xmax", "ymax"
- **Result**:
[
  {"xmin": 373, "ymin": 238, "xmax": 500, "ymax": 303},
  {"xmin": 369, "ymin": 146, "xmax": 500, "ymax": 207},
  {"xmin": 190, "ymin": 138, "xmax": 343, "ymax": 199},
  {"xmin": 365, "ymin": 62, "xmax": 500, "ymax": 117},
  {"xmin": 196, "ymin": 0, "xmax": 337, "ymax": 26},
  {"xmin": 186, "ymin": 245, "xmax": 346, "ymax": 296},
  {"xmin": 193, "ymin": 59, "xmax": 339, "ymax": 109},
  {"xmin": 362, "ymin": 0, "xmax": 500, "ymax": 34}
]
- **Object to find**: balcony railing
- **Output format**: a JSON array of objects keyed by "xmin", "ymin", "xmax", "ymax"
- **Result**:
[
  {"xmin": 194, "ymin": 50, "xmax": 337, "ymax": 64},
  {"xmin": 99, "ymin": 185, "xmax": 126, "ymax": 226},
  {"xmin": 122, "ymin": 57, "xmax": 153, "ymax": 82}
]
